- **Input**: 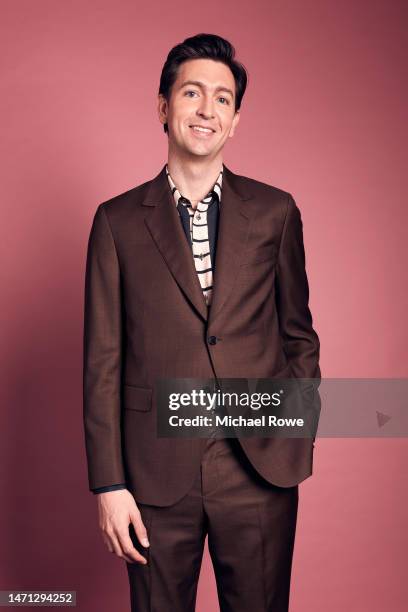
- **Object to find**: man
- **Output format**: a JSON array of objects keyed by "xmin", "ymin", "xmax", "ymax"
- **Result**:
[{"xmin": 83, "ymin": 33, "xmax": 321, "ymax": 612}]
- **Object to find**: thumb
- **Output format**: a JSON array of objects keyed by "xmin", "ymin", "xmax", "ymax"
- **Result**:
[{"xmin": 131, "ymin": 511, "xmax": 150, "ymax": 548}]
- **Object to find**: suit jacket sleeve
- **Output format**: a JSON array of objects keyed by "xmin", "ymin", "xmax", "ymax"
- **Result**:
[
  {"xmin": 276, "ymin": 193, "xmax": 321, "ymax": 380},
  {"xmin": 275, "ymin": 193, "xmax": 321, "ymax": 440},
  {"xmin": 83, "ymin": 203, "xmax": 126, "ymax": 491}
]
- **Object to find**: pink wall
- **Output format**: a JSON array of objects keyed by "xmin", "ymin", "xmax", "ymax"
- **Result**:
[{"xmin": 1, "ymin": 0, "xmax": 407, "ymax": 610}]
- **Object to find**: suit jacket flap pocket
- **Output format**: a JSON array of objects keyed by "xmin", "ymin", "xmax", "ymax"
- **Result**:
[{"xmin": 123, "ymin": 384, "xmax": 152, "ymax": 412}]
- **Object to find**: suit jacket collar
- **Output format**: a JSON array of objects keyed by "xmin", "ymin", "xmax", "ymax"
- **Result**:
[{"xmin": 141, "ymin": 163, "xmax": 255, "ymax": 326}]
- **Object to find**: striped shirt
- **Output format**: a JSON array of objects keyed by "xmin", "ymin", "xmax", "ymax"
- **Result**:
[{"xmin": 166, "ymin": 164, "xmax": 223, "ymax": 307}]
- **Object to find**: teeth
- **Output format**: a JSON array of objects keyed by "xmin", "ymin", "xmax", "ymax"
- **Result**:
[{"xmin": 191, "ymin": 126, "xmax": 212, "ymax": 133}]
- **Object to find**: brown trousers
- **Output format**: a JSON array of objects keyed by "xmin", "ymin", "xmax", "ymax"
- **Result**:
[{"xmin": 126, "ymin": 437, "xmax": 299, "ymax": 611}]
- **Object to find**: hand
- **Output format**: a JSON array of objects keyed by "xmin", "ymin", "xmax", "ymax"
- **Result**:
[{"xmin": 96, "ymin": 489, "xmax": 149, "ymax": 564}]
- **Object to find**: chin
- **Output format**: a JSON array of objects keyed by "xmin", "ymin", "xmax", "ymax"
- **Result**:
[{"xmin": 183, "ymin": 142, "xmax": 214, "ymax": 154}]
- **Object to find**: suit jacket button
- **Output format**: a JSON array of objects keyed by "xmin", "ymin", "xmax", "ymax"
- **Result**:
[{"xmin": 208, "ymin": 336, "xmax": 217, "ymax": 345}]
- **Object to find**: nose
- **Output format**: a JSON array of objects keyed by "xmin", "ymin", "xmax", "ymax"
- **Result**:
[{"xmin": 197, "ymin": 95, "xmax": 215, "ymax": 120}]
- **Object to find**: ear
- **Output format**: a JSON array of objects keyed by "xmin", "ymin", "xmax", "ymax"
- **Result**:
[
  {"xmin": 158, "ymin": 94, "xmax": 168, "ymax": 126},
  {"xmin": 228, "ymin": 110, "xmax": 240, "ymax": 138}
]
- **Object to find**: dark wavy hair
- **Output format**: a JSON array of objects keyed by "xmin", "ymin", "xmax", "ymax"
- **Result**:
[{"xmin": 158, "ymin": 33, "xmax": 248, "ymax": 134}]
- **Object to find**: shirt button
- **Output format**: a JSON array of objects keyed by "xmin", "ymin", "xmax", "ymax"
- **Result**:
[{"xmin": 208, "ymin": 336, "xmax": 217, "ymax": 345}]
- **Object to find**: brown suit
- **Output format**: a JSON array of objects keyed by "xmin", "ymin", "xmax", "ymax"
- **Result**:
[
  {"xmin": 83, "ymin": 163, "xmax": 321, "ymax": 610},
  {"xmin": 83, "ymin": 162, "xmax": 321, "ymax": 507}
]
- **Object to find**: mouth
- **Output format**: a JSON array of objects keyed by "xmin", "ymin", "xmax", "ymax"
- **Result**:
[{"xmin": 189, "ymin": 125, "xmax": 216, "ymax": 137}]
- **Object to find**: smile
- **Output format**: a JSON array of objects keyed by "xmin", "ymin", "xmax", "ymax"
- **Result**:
[{"xmin": 189, "ymin": 125, "xmax": 215, "ymax": 138}]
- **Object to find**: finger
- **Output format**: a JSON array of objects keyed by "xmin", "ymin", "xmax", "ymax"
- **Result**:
[
  {"xmin": 111, "ymin": 531, "xmax": 137, "ymax": 563},
  {"xmin": 101, "ymin": 532, "xmax": 113, "ymax": 553},
  {"xmin": 131, "ymin": 513, "xmax": 150, "ymax": 548},
  {"xmin": 117, "ymin": 529, "xmax": 147, "ymax": 565},
  {"xmin": 107, "ymin": 530, "xmax": 135, "ymax": 563}
]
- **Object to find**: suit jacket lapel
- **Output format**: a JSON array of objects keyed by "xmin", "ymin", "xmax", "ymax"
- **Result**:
[
  {"xmin": 207, "ymin": 164, "xmax": 253, "ymax": 328},
  {"xmin": 142, "ymin": 163, "xmax": 254, "ymax": 325}
]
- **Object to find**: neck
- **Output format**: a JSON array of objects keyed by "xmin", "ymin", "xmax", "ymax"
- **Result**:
[{"xmin": 167, "ymin": 149, "xmax": 223, "ymax": 206}]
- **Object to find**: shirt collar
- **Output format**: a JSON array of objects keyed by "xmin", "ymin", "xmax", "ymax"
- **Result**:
[{"xmin": 165, "ymin": 164, "xmax": 223, "ymax": 208}]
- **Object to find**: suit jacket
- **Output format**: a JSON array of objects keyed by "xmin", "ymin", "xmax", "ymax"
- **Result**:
[{"xmin": 83, "ymin": 163, "xmax": 321, "ymax": 506}]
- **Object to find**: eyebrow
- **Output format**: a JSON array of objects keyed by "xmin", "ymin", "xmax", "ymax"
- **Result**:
[{"xmin": 179, "ymin": 80, "xmax": 234, "ymax": 99}]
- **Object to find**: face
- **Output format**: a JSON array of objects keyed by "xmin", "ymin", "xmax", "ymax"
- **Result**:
[{"xmin": 158, "ymin": 58, "xmax": 240, "ymax": 159}]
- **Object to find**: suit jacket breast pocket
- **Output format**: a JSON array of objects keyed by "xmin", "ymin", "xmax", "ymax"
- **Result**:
[
  {"xmin": 240, "ymin": 244, "xmax": 277, "ymax": 267},
  {"xmin": 123, "ymin": 384, "xmax": 152, "ymax": 412}
]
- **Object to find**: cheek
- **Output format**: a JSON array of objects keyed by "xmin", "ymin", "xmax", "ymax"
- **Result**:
[
  {"xmin": 220, "ymin": 109, "xmax": 234, "ymax": 127},
  {"xmin": 175, "ymin": 97, "xmax": 196, "ymax": 114}
]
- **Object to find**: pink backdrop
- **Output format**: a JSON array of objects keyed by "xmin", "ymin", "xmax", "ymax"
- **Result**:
[{"xmin": 1, "ymin": 0, "xmax": 407, "ymax": 610}]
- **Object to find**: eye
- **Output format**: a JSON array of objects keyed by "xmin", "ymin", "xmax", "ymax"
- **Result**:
[
  {"xmin": 184, "ymin": 90, "xmax": 198, "ymax": 97},
  {"xmin": 218, "ymin": 97, "xmax": 230, "ymax": 105}
]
